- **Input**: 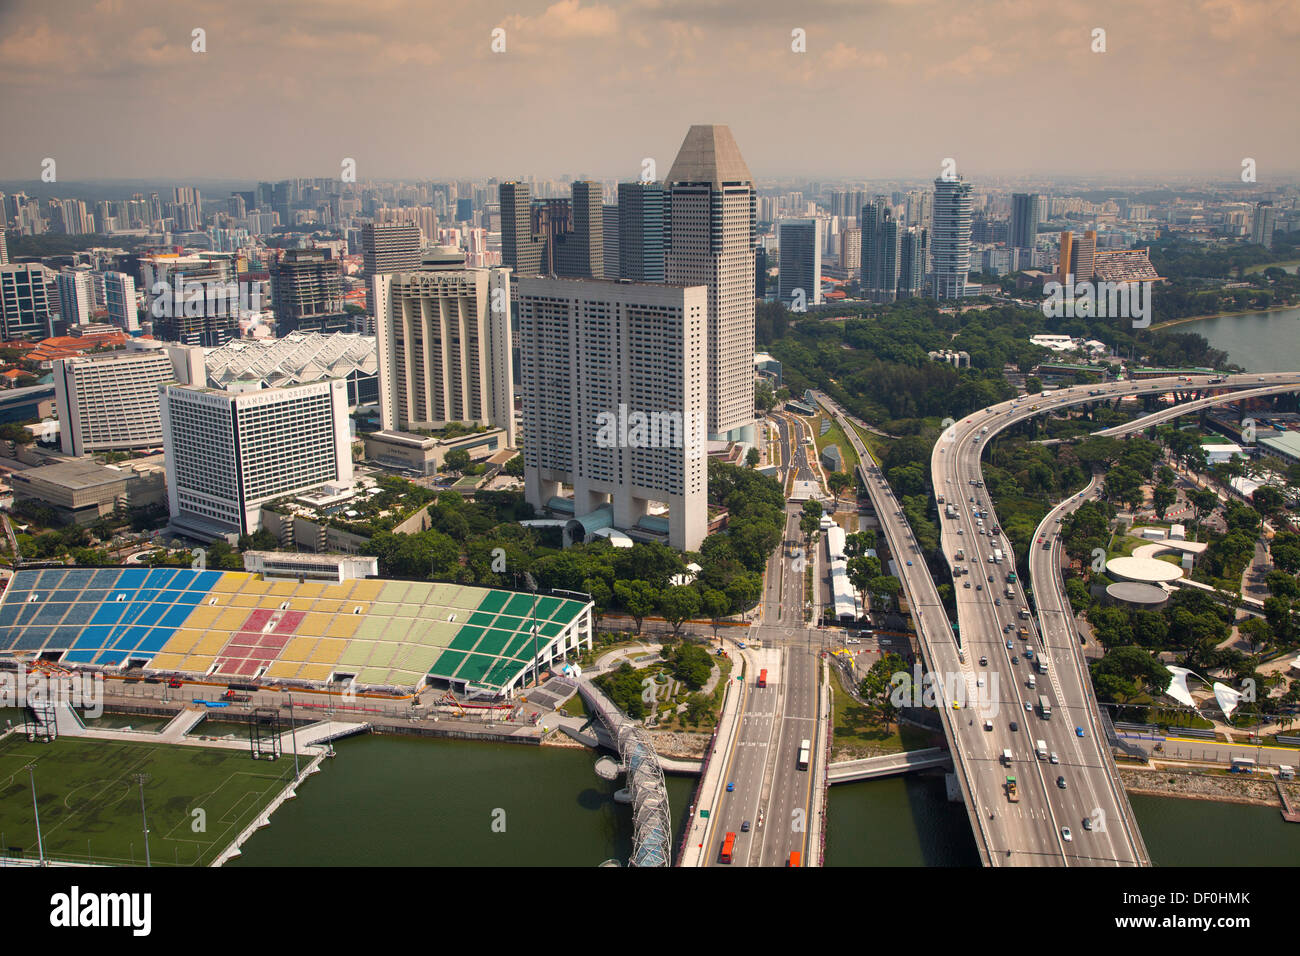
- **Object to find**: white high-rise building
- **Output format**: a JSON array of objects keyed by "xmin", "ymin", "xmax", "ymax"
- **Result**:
[
  {"xmin": 777, "ymin": 219, "xmax": 823, "ymax": 308},
  {"xmin": 372, "ymin": 257, "xmax": 515, "ymax": 447},
  {"xmin": 930, "ymin": 177, "xmax": 973, "ymax": 300},
  {"xmin": 104, "ymin": 271, "xmax": 139, "ymax": 332},
  {"xmin": 665, "ymin": 125, "xmax": 757, "ymax": 441},
  {"xmin": 161, "ymin": 379, "xmax": 353, "ymax": 540},
  {"xmin": 57, "ymin": 267, "xmax": 95, "ymax": 327},
  {"xmin": 518, "ymin": 276, "xmax": 707, "ymax": 551},
  {"xmin": 55, "ymin": 339, "xmax": 203, "ymax": 457}
]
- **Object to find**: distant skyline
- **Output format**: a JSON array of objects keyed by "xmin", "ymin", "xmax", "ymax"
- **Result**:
[{"xmin": 1, "ymin": 0, "xmax": 1297, "ymax": 182}]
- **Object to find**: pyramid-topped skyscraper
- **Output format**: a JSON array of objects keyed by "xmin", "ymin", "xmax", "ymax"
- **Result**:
[{"xmin": 665, "ymin": 125, "xmax": 757, "ymax": 441}]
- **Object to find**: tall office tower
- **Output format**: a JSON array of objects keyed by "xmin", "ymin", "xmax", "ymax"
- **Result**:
[
  {"xmin": 270, "ymin": 248, "xmax": 349, "ymax": 334},
  {"xmin": 1009, "ymin": 193, "xmax": 1041, "ymax": 252},
  {"xmin": 665, "ymin": 124, "xmax": 757, "ymax": 440},
  {"xmin": 840, "ymin": 228, "xmax": 861, "ymax": 274},
  {"xmin": 162, "ymin": 379, "xmax": 353, "ymax": 540},
  {"xmin": 906, "ymin": 189, "xmax": 933, "ymax": 229},
  {"xmin": 618, "ymin": 181, "xmax": 666, "ymax": 282},
  {"xmin": 361, "ymin": 222, "xmax": 422, "ymax": 279},
  {"xmin": 755, "ymin": 247, "xmax": 767, "ymax": 300},
  {"xmin": 860, "ymin": 198, "xmax": 901, "ymax": 303},
  {"xmin": 602, "ymin": 205, "xmax": 620, "ymax": 280},
  {"xmin": 1057, "ymin": 230, "xmax": 1097, "ymax": 283},
  {"xmin": 372, "ymin": 258, "xmax": 516, "ymax": 447},
  {"xmin": 140, "ymin": 254, "xmax": 242, "ymax": 347},
  {"xmin": 554, "ymin": 181, "xmax": 603, "ymax": 279},
  {"xmin": 54, "ymin": 340, "xmax": 202, "ymax": 456},
  {"xmin": 0, "ymin": 264, "xmax": 52, "ymax": 338},
  {"xmin": 55, "ymin": 199, "xmax": 93, "ymax": 235},
  {"xmin": 930, "ymin": 177, "xmax": 973, "ymax": 299},
  {"xmin": 499, "ymin": 181, "xmax": 545, "ymax": 278},
  {"xmin": 57, "ymin": 267, "xmax": 95, "ymax": 326},
  {"xmin": 898, "ymin": 227, "xmax": 928, "ymax": 298},
  {"xmin": 777, "ymin": 219, "xmax": 822, "ymax": 307},
  {"xmin": 1251, "ymin": 201, "xmax": 1276, "ymax": 248},
  {"xmin": 0, "ymin": 229, "xmax": 7, "ymax": 265},
  {"xmin": 517, "ymin": 276, "xmax": 707, "ymax": 551},
  {"xmin": 104, "ymin": 271, "xmax": 139, "ymax": 332}
]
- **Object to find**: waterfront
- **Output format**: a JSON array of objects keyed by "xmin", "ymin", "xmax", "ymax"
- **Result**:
[
  {"xmin": 228, "ymin": 734, "xmax": 697, "ymax": 867},
  {"xmin": 1166, "ymin": 305, "xmax": 1300, "ymax": 372}
]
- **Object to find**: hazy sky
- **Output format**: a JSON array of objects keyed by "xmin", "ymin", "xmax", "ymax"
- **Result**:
[{"xmin": 1, "ymin": 0, "xmax": 1297, "ymax": 183}]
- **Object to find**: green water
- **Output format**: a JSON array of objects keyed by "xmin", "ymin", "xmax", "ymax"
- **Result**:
[
  {"xmin": 229, "ymin": 735, "xmax": 697, "ymax": 867},
  {"xmin": 1131, "ymin": 794, "xmax": 1300, "ymax": 866},
  {"xmin": 1175, "ymin": 305, "xmax": 1300, "ymax": 372},
  {"xmin": 825, "ymin": 774, "xmax": 980, "ymax": 866}
]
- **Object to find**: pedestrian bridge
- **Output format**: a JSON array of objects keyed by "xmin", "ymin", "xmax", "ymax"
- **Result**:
[
  {"xmin": 827, "ymin": 747, "xmax": 952, "ymax": 783},
  {"xmin": 559, "ymin": 676, "xmax": 673, "ymax": 867}
]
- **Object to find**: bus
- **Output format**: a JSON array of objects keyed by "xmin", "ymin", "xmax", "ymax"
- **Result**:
[
  {"xmin": 758, "ymin": 669, "xmax": 768, "ymax": 688},
  {"xmin": 797, "ymin": 738, "xmax": 811, "ymax": 770},
  {"xmin": 787, "ymin": 850, "xmax": 801, "ymax": 867},
  {"xmin": 1038, "ymin": 694, "xmax": 1052, "ymax": 719},
  {"xmin": 720, "ymin": 832, "xmax": 737, "ymax": 863}
]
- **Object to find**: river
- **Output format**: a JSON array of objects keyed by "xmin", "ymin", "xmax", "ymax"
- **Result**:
[{"xmin": 1170, "ymin": 305, "xmax": 1300, "ymax": 372}]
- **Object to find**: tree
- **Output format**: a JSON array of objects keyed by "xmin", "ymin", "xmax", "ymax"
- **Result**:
[
  {"xmin": 827, "ymin": 471, "xmax": 851, "ymax": 503},
  {"xmin": 701, "ymin": 588, "xmax": 730, "ymax": 640},
  {"xmin": 858, "ymin": 652, "xmax": 907, "ymax": 732},
  {"xmin": 667, "ymin": 643, "xmax": 713, "ymax": 689},
  {"xmin": 745, "ymin": 446, "xmax": 760, "ymax": 468},
  {"xmin": 658, "ymin": 585, "xmax": 701, "ymax": 640},
  {"xmin": 504, "ymin": 454, "xmax": 524, "ymax": 477},
  {"xmin": 1152, "ymin": 484, "xmax": 1177, "ymax": 520},
  {"xmin": 614, "ymin": 580, "xmax": 659, "ymax": 635},
  {"xmin": 443, "ymin": 448, "xmax": 471, "ymax": 472}
]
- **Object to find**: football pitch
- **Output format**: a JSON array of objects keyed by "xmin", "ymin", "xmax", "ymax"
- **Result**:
[{"xmin": 0, "ymin": 734, "xmax": 296, "ymax": 866}]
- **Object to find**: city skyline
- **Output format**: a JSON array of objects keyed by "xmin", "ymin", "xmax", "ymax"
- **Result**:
[{"xmin": 1, "ymin": 0, "xmax": 1297, "ymax": 181}]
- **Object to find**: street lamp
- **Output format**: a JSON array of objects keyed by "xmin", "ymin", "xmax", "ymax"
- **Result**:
[
  {"xmin": 26, "ymin": 764, "xmax": 44, "ymax": 866},
  {"xmin": 134, "ymin": 773, "xmax": 151, "ymax": 868}
]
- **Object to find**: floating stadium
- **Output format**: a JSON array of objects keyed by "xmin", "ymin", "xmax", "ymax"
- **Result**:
[{"xmin": 0, "ymin": 566, "xmax": 593, "ymax": 698}]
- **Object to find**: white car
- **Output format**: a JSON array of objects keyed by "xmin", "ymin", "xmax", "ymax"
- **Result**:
[
  {"xmin": 1049, "ymin": 752, "xmax": 1059, "ymax": 764},
  {"xmin": 1061, "ymin": 826, "xmax": 1073, "ymax": 843}
]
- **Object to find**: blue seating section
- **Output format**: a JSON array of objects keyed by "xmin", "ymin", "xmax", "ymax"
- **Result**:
[{"xmin": 0, "ymin": 567, "xmax": 225, "ymax": 666}]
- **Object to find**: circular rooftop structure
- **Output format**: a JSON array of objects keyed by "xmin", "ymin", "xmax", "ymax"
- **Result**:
[
  {"xmin": 1105, "ymin": 555, "xmax": 1184, "ymax": 584},
  {"xmin": 1105, "ymin": 581, "xmax": 1170, "ymax": 607}
]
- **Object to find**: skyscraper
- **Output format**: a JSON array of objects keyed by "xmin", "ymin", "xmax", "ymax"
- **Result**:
[
  {"xmin": 898, "ymin": 227, "xmax": 928, "ymax": 299},
  {"xmin": 1251, "ymin": 201, "xmax": 1276, "ymax": 248},
  {"xmin": 665, "ymin": 124, "xmax": 757, "ymax": 439},
  {"xmin": 162, "ymin": 379, "xmax": 353, "ymax": 539},
  {"xmin": 1010, "ymin": 193, "xmax": 1041, "ymax": 252},
  {"xmin": 860, "ymin": 198, "xmax": 901, "ymax": 303},
  {"xmin": 271, "ymin": 248, "xmax": 349, "ymax": 334},
  {"xmin": 930, "ymin": 178, "xmax": 973, "ymax": 299},
  {"xmin": 518, "ymin": 276, "xmax": 707, "ymax": 551},
  {"xmin": 777, "ymin": 219, "xmax": 822, "ymax": 307},
  {"xmin": 104, "ymin": 271, "xmax": 139, "ymax": 332},
  {"xmin": 554, "ymin": 181, "xmax": 603, "ymax": 279},
  {"xmin": 1057, "ymin": 230, "xmax": 1097, "ymax": 284},
  {"xmin": 618, "ymin": 181, "xmax": 666, "ymax": 282},
  {"xmin": 57, "ymin": 267, "xmax": 95, "ymax": 327},
  {"xmin": 372, "ymin": 258, "xmax": 516, "ymax": 447},
  {"xmin": 361, "ymin": 223, "xmax": 422, "ymax": 279},
  {"xmin": 0, "ymin": 264, "xmax": 53, "ymax": 339},
  {"xmin": 603, "ymin": 204, "xmax": 620, "ymax": 280},
  {"xmin": 499, "ymin": 181, "xmax": 544, "ymax": 278}
]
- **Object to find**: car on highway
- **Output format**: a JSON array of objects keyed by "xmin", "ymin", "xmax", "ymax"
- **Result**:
[
  {"xmin": 1062, "ymin": 826, "xmax": 1073, "ymax": 842},
  {"xmin": 1023, "ymin": 701, "xmax": 1031, "ymax": 712},
  {"xmin": 726, "ymin": 782, "xmax": 735, "ymax": 792},
  {"xmin": 983, "ymin": 719, "xmax": 993, "ymax": 731},
  {"xmin": 1009, "ymin": 721, "xmax": 1019, "ymax": 732},
  {"xmin": 1050, "ymin": 752, "xmax": 1059, "ymax": 763},
  {"xmin": 1006, "ymin": 639, "xmax": 1013, "ymax": 649},
  {"xmin": 906, "ymin": 560, "xmax": 913, "ymax": 566},
  {"xmin": 976, "ymin": 584, "xmax": 982, "ymax": 591},
  {"xmin": 994, "ymin": 598, "xmax": 1001, "ymax": 606},
  {"xmin": 979, "ymin": 656, "xmax": 987, "ymax": 666},
  {"xmin": 963, "ymin": 581, "xmax": 971, "ymax": 588},
  {"xmin": 1011, "ymin": 655, "xmax": 1019, "ymax": 664},
  {"xmin": 741, "ymin": 820, "xmax": 751, "ymax": 832},
  {"xmin": 1024, "ymin": 648, "xmax": 1034, "ymax": 660},
  {"xmin": 1057, "ymin": 776, "xmax": 1067, "ymax": 789},
  {"xmin": 988, "ymin": 575, "xmax": 994, "ymax": 582},
  {"xmin": 1082, "ymin": 817, "xmax": 1092, "ymax": 831},
  {"xmin": 1076, "ymin": 727, "xmax": 1086, "ymax": 737}
]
